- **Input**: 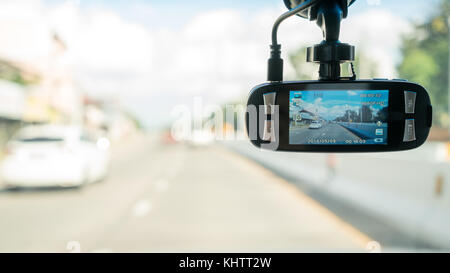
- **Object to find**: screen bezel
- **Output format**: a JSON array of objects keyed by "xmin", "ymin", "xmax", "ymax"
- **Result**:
[{"xmin": 247, "ymin": 80, "xmax": 431, "ymax": 153}]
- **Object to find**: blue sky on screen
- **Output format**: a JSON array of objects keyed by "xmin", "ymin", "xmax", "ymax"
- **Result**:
[
  {"xmin": 290, "ymin": 90, "xmax": 389, "ymax": 120},
  {"xmin": 292, "ymin": 90, "xmax": 388, "ymax": 109}
]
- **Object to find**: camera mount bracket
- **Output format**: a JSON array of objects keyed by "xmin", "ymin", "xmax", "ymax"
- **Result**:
[{"xmin": 283, "ymin": 0, "xmax": 356, "ymax": 80}]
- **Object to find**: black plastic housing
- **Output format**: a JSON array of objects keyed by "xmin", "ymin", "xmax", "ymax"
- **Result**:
[
  {"xmin": 307, "ymin": 42, "xmax": 354, "ymax": 63},
  {"xmin": 246, "ymin": 80, "xmax": 432, "ymax": 153}
]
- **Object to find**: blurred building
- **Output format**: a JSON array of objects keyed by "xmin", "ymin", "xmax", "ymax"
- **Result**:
[
  {"xmin": 20, "ymin": 34, "xmax": 82, "ymax": 125},
  {"xmin": 0, "ymin": 4, "xmax": 139, "ymax": 151},
  {"xmin": 0, "ymin": 79, "xmax": 25, "ymax": 148},
  {"xmin": 0, "ymin": 33, "xmax": 84, "ymax": 151},
  {"xmin": 1, "ymin": 35, "xmax": 81, "ymax": 123},
  {"xmin": 83, "ymin": 96, "xmax": 139, "ymax": 144}
]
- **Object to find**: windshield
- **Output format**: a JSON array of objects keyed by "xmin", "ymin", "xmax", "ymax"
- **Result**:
[{"xmin": 0, "ymin": 0, "xmax": 449, "ymax": 253}]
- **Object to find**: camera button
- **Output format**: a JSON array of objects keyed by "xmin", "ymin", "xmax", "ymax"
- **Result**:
[
  {"xmin": 403, "ymin": 119, "xmax": 416, "ymax": 142},
  {"xmin": 404, "ymin": 91, "xmax": 416, "ymax": 114},
  {"xmin": 263, "ymin": 92, "xmax": 276, "ymax": 115}
]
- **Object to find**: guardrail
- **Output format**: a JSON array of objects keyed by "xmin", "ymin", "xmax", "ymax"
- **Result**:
[{"xmin": 338, "ymin": 122, "xmax": 386, "ymax": 139}]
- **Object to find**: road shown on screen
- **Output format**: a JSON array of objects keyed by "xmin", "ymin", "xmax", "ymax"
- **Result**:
[{"xmin": 290, "ymin": 123, "xmax": 362, "ymax": 144}]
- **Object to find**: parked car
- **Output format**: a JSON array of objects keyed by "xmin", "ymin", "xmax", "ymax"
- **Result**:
[
  {"xmin": 0, "ymin": 125, "xmax": 110, "ymax": 188},
  {"xmin": 309, "ymin": 121, "xmax": 322, "ymax": 129}
]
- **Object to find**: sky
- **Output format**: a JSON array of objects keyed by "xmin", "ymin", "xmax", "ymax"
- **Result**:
[
  {"xmin": 43, "ymin": 0, "xmax": 440, "ymax": 27},
  {"xmin": 0, "ymin": 0, "xmax": 443, "ymax": 128}
]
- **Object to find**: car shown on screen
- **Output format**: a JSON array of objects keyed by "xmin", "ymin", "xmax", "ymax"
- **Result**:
[
  {"xmin": 309, "ymin": 121, "xmax": 322, "ymax": 129},
  {"xmin": 0, "ymin": 125, "xmax": 110, "ymax": 189}
]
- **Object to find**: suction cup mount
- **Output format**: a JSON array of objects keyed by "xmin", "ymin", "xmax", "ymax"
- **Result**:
[{"xmin": 284, "ymin": 0, "xmax": 356, "ymax": 80}]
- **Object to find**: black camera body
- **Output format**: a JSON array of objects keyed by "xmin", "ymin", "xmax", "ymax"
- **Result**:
[
  {"xmin": 246, "ymin": 79, "xmax": 432, "ymax": 152},
  {"xmin": 246, "ymin": 0, "xmax": 433, "ymax": 153}
]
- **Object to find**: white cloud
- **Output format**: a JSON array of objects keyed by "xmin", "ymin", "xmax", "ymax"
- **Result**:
[
  {"xmin": 341, "ymin": 9, "xmax": 412, "ymax": 77},
  {"xmin": 0, "ymin": 0, "xmax": 51, "ymax": 65}
]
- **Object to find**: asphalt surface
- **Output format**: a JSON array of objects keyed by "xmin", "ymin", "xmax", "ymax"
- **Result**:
[
  {"xmin": 0, "ymin": 134, "xmax": 372, "ymax": 252},
  {"xmin": 226, "ymin": 140, "xmax": 449, "ymax": 251},
  {"xmin": 290, "ymin": 123, "xmax": 361, "ymax": 144}
]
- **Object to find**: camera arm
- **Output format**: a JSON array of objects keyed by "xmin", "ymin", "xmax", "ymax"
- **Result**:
[
  {"xmin": 269, "ymin": 0, "xmax": 356, "ymax": 82},
  {"xmin": 316, "ymin": 0, "xmax": 344, "ymax": 41},
  {"xmin": 307, "ymin": 0, "xmax": 355, "ymax": 80}
]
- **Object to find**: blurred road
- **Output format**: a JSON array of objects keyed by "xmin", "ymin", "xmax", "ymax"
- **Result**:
[
  {"xmin": 227, "ymin": 140, "xmax": 450, "ymax": 250},
  {"xmin": 290, "ymin": 123, "xmax": 361, "ymax": 144},
  {"xmin": 0, "ymin": 134, "xmax": 371, "ymax": 252}
]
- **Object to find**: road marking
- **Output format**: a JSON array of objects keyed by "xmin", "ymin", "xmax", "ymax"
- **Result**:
[
  {"xmin": 366, "ymin": 241, "xmax": 381, "ymax": 253},
  {"xmin": 218, "ymin": 146, "xmax": 374, "ymax": 249},
  {"xmin": 66, "ymin": 241, "xmax": 81, "ymax": 253},
  {"xmin": 90, "ymin": 248, "xmax": 113, "ymax": 253},
  {"xmin": 132, "ymin": 199, "xmax": 152, "ymax": 217}
]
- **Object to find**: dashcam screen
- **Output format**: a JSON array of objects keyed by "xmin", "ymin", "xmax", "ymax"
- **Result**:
[{"xmin": 289, "ymin": 90, "xmax": 389, "ymax": 145}]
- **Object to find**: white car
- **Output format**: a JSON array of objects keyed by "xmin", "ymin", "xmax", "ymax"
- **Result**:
[
  {"xmin": 309, "ymin": 121, "xmax": 322, "ymax": 129},
  {"xmin": 0, "ymin": 125, "xmax": 110, "ymax": 188}
]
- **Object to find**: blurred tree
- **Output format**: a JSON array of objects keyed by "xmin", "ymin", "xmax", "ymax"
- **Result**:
[
  {"xmin": 352, "ymin": 50, "xmax": 379, "ymax": 79},
  {"xmin": 0, "ymin": 60, "xmax": 28, "ymax": 85},
  {"xmin": 398, "ymin": 0, "xmax": 450, "ymax": 127},
  {"xmin": 0, "ymin": 60, "xmax": 40, "ymax": 86},
  {"xmin": 288, "ymin": 47, "xmax": 317, "ymax": 80}
]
